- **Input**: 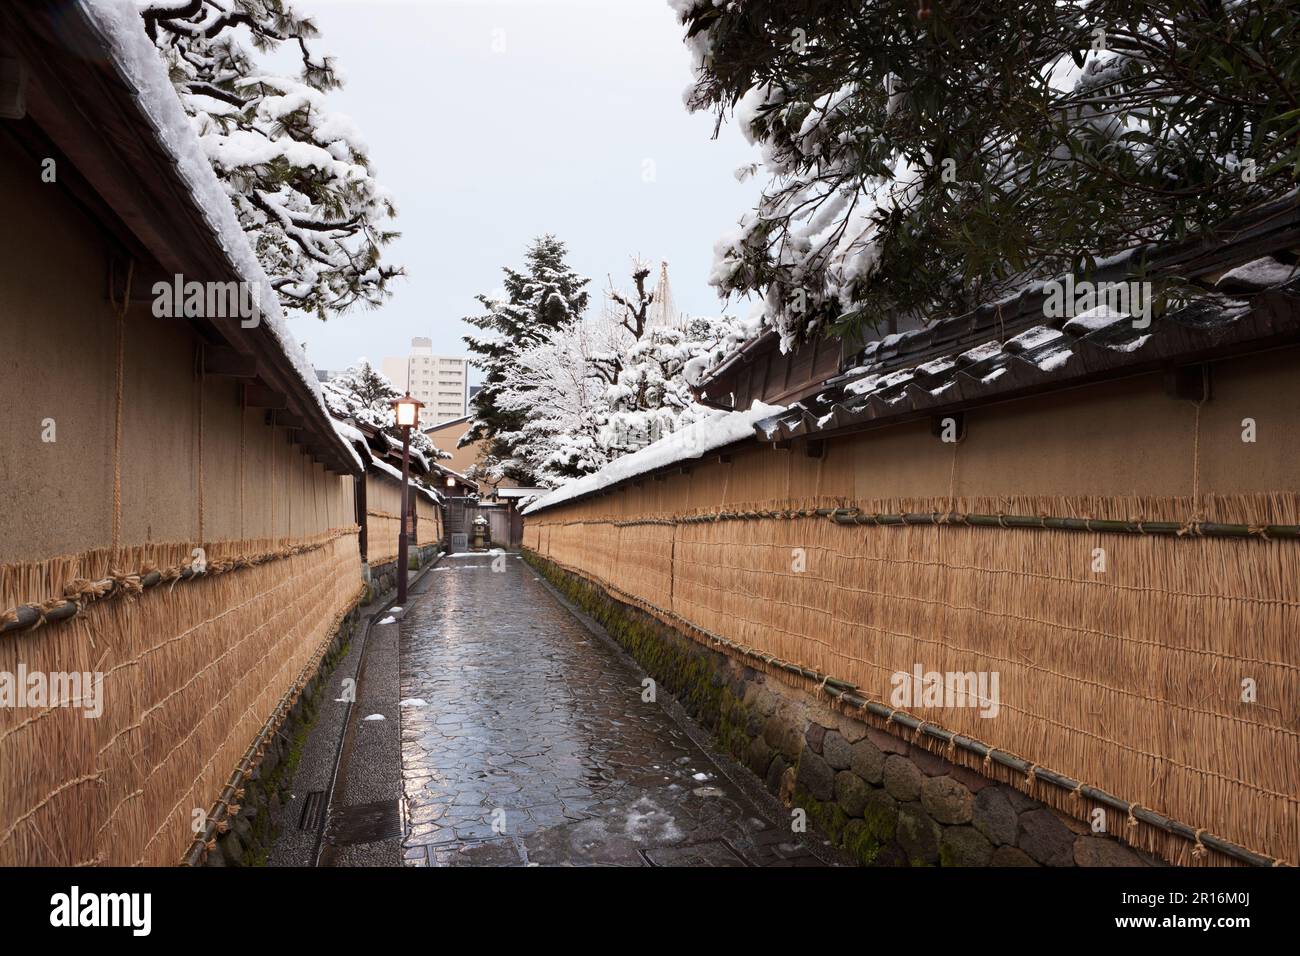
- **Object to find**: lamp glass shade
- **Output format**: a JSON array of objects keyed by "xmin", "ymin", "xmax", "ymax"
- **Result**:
[
  {"xmin": 393, "ymin": 394, "xmax": 421, "ymax": 427},
  {"xmin": 445, "ymin": 476, "xmax": 456, "ymax": 487}
]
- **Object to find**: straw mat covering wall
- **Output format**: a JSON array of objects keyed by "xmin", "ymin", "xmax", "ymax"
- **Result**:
[
  {"xmin": 0, "ymin": 529, "xmax": 362, "ymax": 866},
  {"xmin": 366, "ymin": 511, "xmax": 403, "ymax": 565},
  {"xmin": 366, "ymin": 472, "xmax": 444, "ymax": 563},
  {"xmin": 416, "ymin": 496, "xmax": 443, "ymax": 548},
  {"xmin": 525, "ymin": 358, "xmax": 1300, "ymax": 866},
  {"xmin": 528, "ymin": 489, "xmax": 1298, "ymax": 866},
  {"xmin": 365, "ymin": 472, "xmax": 404, "ymax": 564}
]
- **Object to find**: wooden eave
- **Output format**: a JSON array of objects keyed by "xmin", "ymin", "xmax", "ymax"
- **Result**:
[{"xmin": 0, "ymin": 0, "xmax": 360, "ymax": 477}]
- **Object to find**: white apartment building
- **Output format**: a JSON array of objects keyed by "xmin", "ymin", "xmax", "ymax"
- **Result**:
[{"xmin": 382, "ymin": 337, "xmax": 471, "ymax": 427}]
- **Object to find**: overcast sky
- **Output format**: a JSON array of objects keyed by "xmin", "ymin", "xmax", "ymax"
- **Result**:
[{"xmin": 285, "ymin": 0, "xmax": 760, "ymax": 377}]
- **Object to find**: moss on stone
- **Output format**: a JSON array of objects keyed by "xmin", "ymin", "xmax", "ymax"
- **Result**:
[
  {"xmin": 212, "ymin": 611, "xmax": 358, "ymax": 867},
  {"xmin": 862, "ymin": 795, "xmax": 897, "ymax": 845},
  {"xmin": 841, "ymin": 819, "xmax": 884, "ymax": 865},
  {"xmin": 528, "ymin": 552, "xmax": 873, "ymax": 862},
  {"xmin": 793, "ymin": 786, "xmax": 849, "ymax": 845}
]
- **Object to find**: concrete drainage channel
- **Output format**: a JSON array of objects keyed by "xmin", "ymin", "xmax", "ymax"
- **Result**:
[
  {"xmin": 264, "ymin": 554, "xmax": 443, "ymax": 868},
  {"xmin": 314, "ymin": 557, "xmax": 445, "ymax": 867}
]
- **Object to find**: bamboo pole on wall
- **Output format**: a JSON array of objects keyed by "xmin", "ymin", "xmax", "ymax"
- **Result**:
[
  {"xmin": 0, "ymin": 529, "xmax": 363, "ymax": 866},
  {"xmin": 524, "ymin": 477, "xmax": 1300, "ymax": 868}
]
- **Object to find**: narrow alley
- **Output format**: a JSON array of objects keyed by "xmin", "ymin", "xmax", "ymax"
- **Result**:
[{"xmin": 389, "ymin": 554, "xmax": 837, "ymax": 866}]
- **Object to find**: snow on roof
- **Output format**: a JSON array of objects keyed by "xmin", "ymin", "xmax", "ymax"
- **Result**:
[
  {"xmin": 1004, "ymin": 325, "xmax": 1066, "ymax": 352},
  {"xmin": 83, "ymin": 1, "xmax": 342, "ymax": 442},
  {"xmin": 495, "ymin": 487, "xmax": 545, "ymax": 498},
  {"xmin": 424, "ymin": 415, "xmax": 471, "ymax": 432},
  {"xmin": 524, "ymin": 402, "xmax": 785, "ymax": 514},
  {"xmin": 369, "ymin": 457, "xmax": 443, "ymax": 505},
  {"xmin": 329, "ymin": 418, "xmax": 368, "ymax": 472},
  {"xmin": 433, "ymin": 461, "xmax": 474, "ymax": 484},
  {"xmin": 1216, "ymin": 256, "xmax": 1300, "ymax": 292},
  {"xmin": 958, "ymin": 340, "xmax": 1004, "ymax": 363},
  {"xmin": 332, "ymin": 417, "xmax": 367, "ymax": 447},
  {"xmin": 1063, "ymin": 304, "xmax": 1130, "ymax": 334}
]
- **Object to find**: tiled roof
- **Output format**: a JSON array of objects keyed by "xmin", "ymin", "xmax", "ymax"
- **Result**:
[
  {"xmin": 682, "ymin": 195, "xmax": 1300, "ymax": 442},
  {"xmin": 757, "ymin": 269, "xmax": 1300, "ymax": 443}
]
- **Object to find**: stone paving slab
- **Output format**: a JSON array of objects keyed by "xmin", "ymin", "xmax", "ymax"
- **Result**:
[{"xmin": 397, "ymin": 553, "xmax": 839, "ymax": 867}]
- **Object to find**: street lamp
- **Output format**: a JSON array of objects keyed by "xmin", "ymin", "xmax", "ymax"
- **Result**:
[{"xmin": 391, "ymin": 393, "xmax": 423, "ymax": 606}]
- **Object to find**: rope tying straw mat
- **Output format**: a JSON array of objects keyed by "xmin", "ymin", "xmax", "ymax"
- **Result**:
[
  {"xmin": 0, "ymin": 529, "xmax": 362, "ymax": 866},
  {"xmin": 525, "ymin": 481, "xmax": 1300, "ymax": 867}
]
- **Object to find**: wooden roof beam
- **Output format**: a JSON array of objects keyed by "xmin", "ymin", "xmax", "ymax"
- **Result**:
[
  {"xmin": 242, "ymin": 383, "xmax": 287, "ymax": 409},
  {"xmin": 204, "ymin": 346, "xmax": 258, "ymax": 378},
  {"xmin": 267, "ymin": 409, "xmax": 304, "ymax": 430}
]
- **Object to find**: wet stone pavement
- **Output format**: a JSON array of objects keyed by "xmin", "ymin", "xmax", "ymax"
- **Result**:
[{"xmin": 395, "ymin": 553, "xmax": 832, "ymax": 867}]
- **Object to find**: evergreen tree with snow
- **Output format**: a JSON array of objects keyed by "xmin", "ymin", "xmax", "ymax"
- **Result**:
[
  {"xmin": 494, "ymin": 321, "xmax": 611, "ymax": 487},
  {"xmin": 141, "ymin": 1, "xmax": 401, "ymax": 318},
  {"xmin": 462, "ymin": 235, "xmax": 591, "ymax": 484},
  {"xmin": 672, "ymin": 0, "xmax": 1300, "ymax": 347},
  {"xmin": 476, "ymin": 255, "xmax": 739, "ymax": 484},
  {"xmin": 322, "ymin": 361, "xmax": 447, "ymax": 465},
  {"xmin": 599, "ymin": 300, "xmax": 733, "ymax": 457}
]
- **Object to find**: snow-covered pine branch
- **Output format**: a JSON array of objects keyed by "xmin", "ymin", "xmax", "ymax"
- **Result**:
[
  {"xmin": 322, "ymin": 360, "xmax": 448, "ymax": 466},
  {"xmin": 672, "ymin": 0, "xmax": 1300, "ymax": 349},
  {"xmin": 140, "ymin": 0, "xmax": 401, "ymax": 318}
]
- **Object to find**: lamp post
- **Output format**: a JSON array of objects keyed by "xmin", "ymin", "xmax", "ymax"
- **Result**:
[{"xmin": 391, "ymin": 393, "xmax": 423, "ymax": 606}]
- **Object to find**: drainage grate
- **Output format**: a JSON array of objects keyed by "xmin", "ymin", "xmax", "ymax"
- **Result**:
[
  {"xmin": 325, "ymin": 798, "xmax": 406, "ymax": 847},
  {"xmin": 298, "ymin": 790, "xmax": 326, "ymax": 831},
  {"xmin": 643, "ymin": 841, "xmax": 748, "ymax": 867}
]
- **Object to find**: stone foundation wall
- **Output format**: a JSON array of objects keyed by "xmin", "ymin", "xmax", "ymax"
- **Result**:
[
  {"xmin": 365, "ymin": 543, "xmax": 441, "ymax": 602},
  {"xmin": 204, "ymin": 605, "xmax": 361, "ymax": 867},
  {"xmin": 210, "ymin": 543, "xmax": 446, "ymax": 866},
  {"xmin": 527, "ymin": 551, "xmax": 1161, "ymax": 868}
]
